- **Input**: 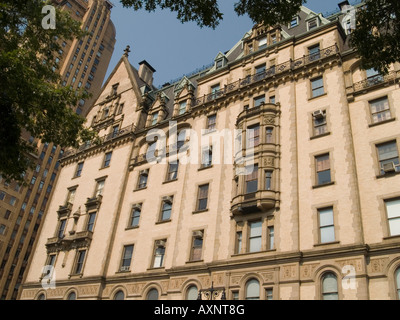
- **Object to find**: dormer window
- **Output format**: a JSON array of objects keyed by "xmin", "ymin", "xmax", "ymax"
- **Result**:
[
  {"xmin": 307, "ymin": 18, "xmax": 319, "ymax": 31},
  {"xmin": 102, "ymin": 107, "xmax": 109, "ymax": 119},
  {"xmin": 258, "ymin": 37, "xmax": 267, "ymax": 50},
  {"xmin": 151, "ymin": 113, "xmax": 158, "ymax": 126},
  {"xmin": 111, "ymin": 84, "xmax": 119, "ymax": 95},
  {"xmin": 290, "ymin": 16, "xmax": 299, "ymax": 28},
  {"xmin": 216, "ymin": 59, "xmax": 223, "ymax": 70}
]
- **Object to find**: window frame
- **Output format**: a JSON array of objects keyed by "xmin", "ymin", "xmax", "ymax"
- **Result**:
[
  {"xmin": 160, "ymin": 197, "xmax": 173, "ymax": 222},
  {"xmin": 72, "ymin": 249, "xmax": 87, "ymax": 275},
  {"xmin": 129, "ymin": 205, "xmax": 141, "ymax": 228},
  {"xmin": 120, "ymin": 244, "xmax": 134, "ymax": 272},
  {"xmin": 311, "ymin": 76, "xmax": 325, "ymax": 98},
  {"xmin": 102, "ymin": 151, "xmax": 112, "ymax": 168},
  {"xmin": 196, "ymin": 184, "xmax": 210, "ymax": 212},
  {"xmin": 384, "ymin": 198, "xmax": 400, "ymax": 237},
  {"xmin": 248, "ymin": 220, "xmax": 262, "ymax": 253},
  {"xmin": 318, "ymin": 207, "xmax": 336, "ymax": 244},
  {"xmin": 315, "ymin": 153, "xmax": 332, "ymax": 186},
  {"xmin": 152, "ymin": 240, "xmax": 167, "ymax": 269},
  {"xmin": 369, "ymin": 96, "xmax": 392, "ymax": 125},
  {"xmin": 376, "ymin": 140, "xmax": 400, "ymax": 175},
  {"xmin": 321, "ymin": 272, "xmax": 339, "ymax": 300},
  {"xmin": 190, "ymin": 231, "xmax": 204, "ymax": 262}
]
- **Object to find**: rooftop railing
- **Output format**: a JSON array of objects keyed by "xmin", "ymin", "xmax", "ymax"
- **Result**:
[{"xmin": 193, "ymin": 44, "xmax": 339, "ymax": 107}]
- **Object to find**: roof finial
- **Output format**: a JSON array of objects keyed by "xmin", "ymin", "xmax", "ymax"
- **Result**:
[{"xmin": 123, "ymin": 45, "xmax": 131, "ymax": 57}]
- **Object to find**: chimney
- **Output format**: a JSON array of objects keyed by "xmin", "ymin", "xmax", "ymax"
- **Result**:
[
  {"xmin": 338, "ymin": 1, "xmax": 350, "ymax": 11},
  {"xmin": 138, "ymin": 60, "xmax": 156, "ymax": 87}
]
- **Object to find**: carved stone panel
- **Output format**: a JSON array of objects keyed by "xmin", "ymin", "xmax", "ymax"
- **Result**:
[{"xmin": 368, "ymin": 257, "xmax": 389, "ymax": 275}]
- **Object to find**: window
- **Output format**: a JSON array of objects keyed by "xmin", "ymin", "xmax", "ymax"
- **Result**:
[
  {"xmin": 129, "ymin": 205, "xmax": 141, "ymax": 227},
  {"xmin": 0, "ymin": 192, "xmax": 5, "ymax": 201},
  {"xmin": 267, "ymin": 226, "xmax": 275, "ymax": 250},
  {"xmin": 236, "ymin": 232, "xmax": 242, "ymax": 254},
  {"xmin": 151, "ymin": 113, "xmax": 158, "ymax": 126},
  {"xmin": 308, "ymin": 18, "xmax": 318, "ymax": 30},
  {"xmin": 201, "ymin": 146, "xmax": 212, "ymax": 168},
  {"xmin": 369, "ymin": 97, "xmax": 391, "ymax": 124},
  {"xmin": 9, "ymin": 196, "xmax": 16, "ymax": 206},
  {"xmin": 75, "ymin": 162, "xmax": 84, "ymax": 177},
  {"xmin": 86, "ymin": 212, "xmax": 96, "ymax": 232},
  {"xmin": 57, "ymin": 219, "xmax": 67, "ymax": 238},
  {"xmin": 265, "ymin": 170, "xmax": 273, "ymax": 190},
  {"xmin": 290, "ymin": 16, "xmax": 298, "ymax": 28},
  {"xmin": 366, "ymin": 68, "xmax": 380, "ymax": 79},
  {"xmin": 67, "ymin": 292, "xmax": 76, "ymax": 300},
  {"xmin": 196, "ymin": 184, "xmax": 209, "ymax": 211},
  {"xmin": 265, "ymin": 289, "xmax": 273, "ymax": 300},
  {"xmin": 249, "ymin": 221, "xmax": 262, "ymax": 252},
  {"xmin": 160, "ymin": 197, "xmax": 173, "ymax": 221},
  {"xmin": 315, "ymin": 154, "xmax": 331, "ymax": 185},
  {"xmin": 377, "ymin": 141, "xmax": 400, "ymax": 175},
  {"xmin": 0, "ymin": 225, "xmax": 6, "ymax": 235},
  {"xmin": 254, "ymin": 95, "xmax": 265, "ymax": 108},
  {"xmin": 308, "ymin": 44, "xmax": 320, "ymax": 61},
  {"xmin": 137, "ymin": 170, "xmax": 149, "ymax": 189},
  {"xmin": 111, "ymin": 125, "xmax": 119, "ymax": 138},
  {"xmin": 66, "ymin": 188, "xmax": 76, "ymax": 204},
  {"xmin": 246, "ymin": 165, "xmax": 258, "ymax": 194},
  {"xmin": 395, "ymin": 268, "xmax": 400, "ymax": 299},
  {"xmin": 74, "ymin": 250, "xmax": 86, "ymax": 275},
  {"xmin": 186, "ymin": 286, "xmax": 198, "ymax": 300},
  {"xmin": 385, "ymin": 199, "xmax": 400, "ymax": 237},
  {"xmin": 153, "ymin": 240, "xmax": 166, "ymax": 268},
  {"xmin": 311, "ymin": 76, "xmax": 324, "ymax": 98},
  {"xmin": 147, "ymin": 289, "xmax": 159, "ymax": 300},
  {"xmin": 322, "ymin": 273, "xmax": 339, "ymax": 300},
  {"xmin": 319, "ymin": 207, "xmax": 335, "ymax": 243},
  {"xmin": 246, "ymin": 279, "xmax": 260, "ymax": 300},
  {"xmin": 4, "ymin": 210, "xmax": 11, "ymax": 220},
  {"xmin": 313, "ymin": 110, "xmax": 327, "ymax": 136},
  {"xmin": 210, "ymin": 84, "xmax": 220, "ymax": 99},
  {"xmin": 103, "ymin": 152, "xmax": 112, "ymax": 168},
  {"xmin": 255, "ymin": 64, "xmax": 266, "ymax": 81},
  {"xmin": 216, "ymin": 59, "xmax": 223, "ymax": 69},
  {"xmin": 177, "ymin": 130, "xmax": 186, "ymax": 150},
  {"xmin": 94, "ymin": 179, "xmax": 105, "ymax": 197},
  {"xmin": 266, "ymin": 128, "xmax": 274, "ymax": 144},
  {"xmin": 247, "ymin": 124, "xmax": 260, "ymax": 148},
  {"xmin": 179, "ymin": 101, "xmax": 187, "ymax": 115},
  {"xmin": 166, "ymin": 161, "xmax": 179, "ymax": 181},
  {"xmin": 190, "ymin": 231, "xmax": 204, "ymax": 261},
  {"xmin": 258, "ymin": 37, "xmax": 267, "ymax": 50},
  {"xmin": 114, "ymin": 291, "xmax": 125, "ymax": 300},
  {"xmin": 120, "ymin": 245, "xmax": 134, "ymax": 271},
  {"xmin": 207, "ymin": 114, "xmax": 217, "ymax": 131}
]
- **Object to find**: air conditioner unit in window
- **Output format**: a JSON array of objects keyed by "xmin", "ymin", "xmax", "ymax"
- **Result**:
[
  {"xmin": 156, "ymin": 240, "xmax": 166, "ymax": 248},
  {"xmin": 383, "ymin": 162, "xmax": 396, "ymax": 173},
  {"xmin": 120, "ymin": 266, "xmax": 130, "ymax": 272},
  {"xmin": 192, "ymin": 231, "xmax": 204, "ymax": 239},
  {"xmin": 313, "ymin": 110, "xmax": 325, "ymax": 119}
]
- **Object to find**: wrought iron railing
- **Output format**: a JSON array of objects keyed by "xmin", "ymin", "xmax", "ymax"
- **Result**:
[
  {"xmin": 353, "ymin": 71, "xmax": 399, "ymax": 92},
  {"xmin": 193, "ymin": 44, "xmax": 339, "ymax": 107},
  {"xmin": 61, "ymin": 124, "xmax": 134, "ymax": 159}
]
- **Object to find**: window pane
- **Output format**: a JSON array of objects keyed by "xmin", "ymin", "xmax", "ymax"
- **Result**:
[
  {"xmin": 246, "ymin": 279, "xmax": 260, "ymax": 300},
  {"xmin": 378, "ymin": 142, "xmax": 398, "ymax": 161},
  {"xmin": 147, "ymin": 289, "xmax": 159, "ymax": 300},
  {"xmin": 114, "ymin": 291, "xmax": 124, "ymax": 300},
  {"xmin": 187, "ymin": 286, "xmax": 198, "ymax": 300},
  {"xmin": 321, "ymin": 226, "xmax": 335, "ymax": 243},
  {"xmin": 322, "ymin": 274, "xmax": 338, "ymax": 300},
  {"xmin": 386, "ymin": 199, "xmax": 400, "ymax": 219},
  {"xmin": 319, "ymin": 208, "xmax": 334, "ymax": 227},
  {"xmin": 396, "ymin": 268, "xmax": 400, "ymax": 299},
  {"xmin": 389, "ymin": 218, "xmax": 400, "ymax": 237}
]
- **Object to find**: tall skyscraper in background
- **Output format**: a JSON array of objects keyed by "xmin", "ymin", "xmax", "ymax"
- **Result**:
[{"xmin": 0, "ymin": 0, "xmax": 116, "ymax": 300}]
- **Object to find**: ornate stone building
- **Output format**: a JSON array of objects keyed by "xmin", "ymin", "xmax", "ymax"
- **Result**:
[
  {"xmin": 21, "ymin": 3, "xmax": 400, "ymax": 300},
  {"xmin": 0, "ymin": 0, "xmax": 115, "ymax": 299}
]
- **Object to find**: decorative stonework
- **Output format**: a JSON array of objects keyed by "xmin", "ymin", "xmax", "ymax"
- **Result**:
[
  {"xmin": 281, "ymin": 265, "xmax": 297, "ymax": 280},
  {"xmin": 336, "ymin": 258, "xmax": 363, "ymax": 273},
  {"xmin": 264, "ymin": 115, "xmax": 276, "ymax": 125},
  {"xmin": 301, "ymin": 264, "xmax": 319, "ymax": 279},
  {"xmin": 264, "ymin": 157, "xmax": 275, "ymax": 167},
  {"xmin": 199, "ymin": 275, "xmax": 212, "ymax": 288},
  {"xmin": 78, "ymin": 285, "xmax": 100, "ymax": 297},
  {"xmin": 368, "ymin": 257, "xmax": 389, "ymax": 274},
  {"xmin": 261, "ymin": 272, "xmax": 274, "ymax": 283},
  {"xmin": 212, "ymin": 273, "xmax": 225, "ymax": 286},
  {"xmin": 168, "ymin": 278, "xmax": 187, "ymax": 291}
]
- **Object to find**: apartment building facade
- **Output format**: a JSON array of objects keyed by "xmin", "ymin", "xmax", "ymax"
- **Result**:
[
  {"xmin": 21, "ymin": 4, "xmax": 400, "ymax": 300},
  {"xmin": 0, "ymin": 0, "xmax": 115, "ymax": 299}
]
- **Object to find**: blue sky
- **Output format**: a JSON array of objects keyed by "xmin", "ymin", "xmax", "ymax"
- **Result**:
[{"xmin": 105, "ymin": 0, "xmax": 349, "ymax": 88}]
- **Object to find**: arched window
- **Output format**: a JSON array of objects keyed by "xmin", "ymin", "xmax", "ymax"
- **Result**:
[
  {"xmin": 186, "ymin": 285, "xmax": 198, "ymax": 300},
  {"xmin": 67, "ymin": 292, "xmax": 76, "ymax": 300},
  {"xmin": 37, "ymin": 293, "xmax": 45, "ymax": 300},
  {"xmin": 245, "ymin": 279, "xmax": 260, "ymax": 300},
  {"xmin": 395, "ymin": 268, "xmax": 400, "ymax": 300},
  {"xmin": 114, "ymin": 290, "xmax": 125, "ymax": 300},
  {"xmin": 322, "ymin": 273, "xmax": 339, "ymax": 300},
  {"xmin": 146, "ymin": 288, "xmax": 159, "ymax": 300}
]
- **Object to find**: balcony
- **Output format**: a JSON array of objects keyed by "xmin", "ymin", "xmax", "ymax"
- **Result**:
[
  {"xmin": 85, "ymin": 194, "xmax": 102, "ymax": 210},
  {"xmin": 61, "ymin": 124, "xmax": 135, "ymax": 160},
  {"xmin": 231, "ymin": 190, "xmax": 278, "ymax": 215},
  {"xmin": 193, "ymin": 44, "xmax": 339, "ymax": 108},
  {"xmin": 353, "ymin": 71, "xmax": 399, "ymax": 93},
  {"xmin": 57, "ymin": 202, "xmax": 73, "ymax": 218},
  {"xmin": 46, "ymin": 231, "xmax": 93, "ymax": 253}
]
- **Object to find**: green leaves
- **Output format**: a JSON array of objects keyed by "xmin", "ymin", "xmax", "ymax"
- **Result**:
[
  {"xmin": 350, "ymin": 0, "xmax": 400, "ymax": 74},
  {"xmin": 0, "ymin": 0, "xmax": 93, "ymax": 182}
]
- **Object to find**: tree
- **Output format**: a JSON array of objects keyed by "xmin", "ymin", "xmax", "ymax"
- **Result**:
[
  {"xmin": 0, "ymin": 0, "xmax": 94, "ymax": 182},
  {"xmin": 120, "ymin": 0, "xmax": 400, "ymax": 74},
  {"xmin": 350, "ymin": 0, "xmax": 400, "ymax": 74}
]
